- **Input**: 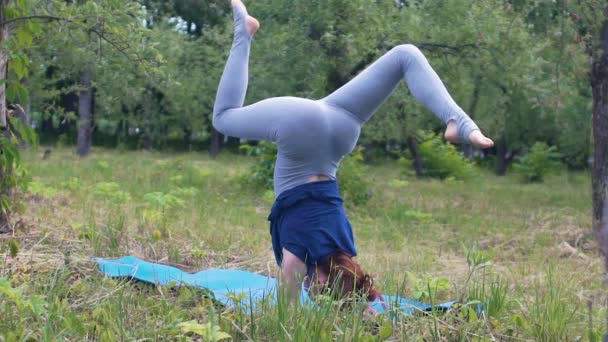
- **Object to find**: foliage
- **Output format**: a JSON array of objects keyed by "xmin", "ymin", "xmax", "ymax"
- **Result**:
[
  {"xmin": 238, "ymin": 141, "xmax": 277, "ymax": 190},
  {"xmin": 405, "ymin": 272, "xmax": 451, "ymax": 302},
  {"xmin": 94, "ymin": 182, "xmax": 132, "ymax": 203},
  {"xmin": 143, "ymin": 191, "xmax": 186, "ymax": 210},
  {"xmin": 4, "ymin": 0, "xmax": 42, "ymax": 104},
  {"xmin": 337, "ymin": 146, "xmax": 371, "ymax": 206},
  {"xmin": 0, "ymin": 0, "xmax": 46, "ymax": 224},
  {"xmin": 178, "ymin": 320, "xmax": 231, "ymax": 340},
  {"xmin": 0, "ymin": 278, "xmax": 48, "ymax": 339},
  {"xmin": 0, "ymin": 0, "xmax": 588, "ymax": 177},
  {"xmin": 513, "ymin": 142, "xmax": 562, "ymax": 183},
  {"xmin": 0, "ymin": 122, "xmax": 36, "ymax": 219},
  {"xmin": 415, "ymin": 133, "xmax": 477, "ymax": 180},
  {"xmin": 27, "ymin": 181, "xmax": 58, "ymax": 198}
]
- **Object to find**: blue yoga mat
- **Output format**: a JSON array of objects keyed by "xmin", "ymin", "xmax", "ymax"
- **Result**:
[{"xmin": 96, "ymin": 256, "xmax": 456, "ymax": 315}]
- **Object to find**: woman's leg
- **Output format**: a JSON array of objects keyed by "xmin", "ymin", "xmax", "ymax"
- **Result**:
[
  {"xmin": 213, "ymin": 1, "xmax": 255, "ymax": 116},
  {"xmin": 321, "ymin": 44, "xmax": 491, "ymax": 146},
  {"xmin": 212, "ymin": 1, "xmax": 277, "ymax": 141},
  {"xmin": 212, "ymin": 2, "xmax": 334, "ymax": 146},
  {"xmin": 281, "ymin": 248, "xmax": 307, "ymax": 303}
]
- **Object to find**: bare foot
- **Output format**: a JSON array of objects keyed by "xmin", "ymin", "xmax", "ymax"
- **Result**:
[
  {"xmin": 468, "ymin": 130, "xmax": 494, "ymax": 148},
  {"xmin": 231, "ymin": 0, "xmax": 260, "ymax": 37},
  {"xmin": 444, "ymin": 120, "xmax": 494, "ymax": 148},
  {"xmin": 245, "ymin": 15, "xmax": 260, "ymax": 36}
]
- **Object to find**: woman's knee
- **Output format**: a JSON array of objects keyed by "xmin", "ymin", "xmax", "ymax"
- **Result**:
[
  {"xmin": 391, "ymin": 44, "xmax": 425, "ymax": 63},
  {"xmin": 211, "ymin": 110, "xmax": 231, "ymax": 136}
]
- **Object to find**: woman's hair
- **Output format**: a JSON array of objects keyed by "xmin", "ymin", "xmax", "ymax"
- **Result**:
[{"xmin": 314, "ymin": 251, "xmax": 381, "ymax": 305}]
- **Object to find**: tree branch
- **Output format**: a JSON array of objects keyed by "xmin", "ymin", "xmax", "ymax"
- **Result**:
[
  {"xmin": 414, "ymin": 42, "xmax": 480, "ymax": 54},
  {"xmin": 0, "ymin": 15, "xmax": 70, "ymax": 26},
  {"xmin": 2, "ymin": 14, "xmax": 152, "ymax": 65},
  {"xmin": 87, "ymin": 25, "xmax": 148, "ymax": 64}
]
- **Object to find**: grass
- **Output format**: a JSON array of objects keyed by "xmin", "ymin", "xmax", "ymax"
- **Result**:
[{"xmin": 0, "ymin": 146, "xmax": 605, "ymax": 340}]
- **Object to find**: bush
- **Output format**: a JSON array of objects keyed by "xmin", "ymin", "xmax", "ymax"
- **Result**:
[
  {"xmin": 416, "ymin": 133, "xmax": 477, "ymax": 180},
  {"xmin": 337, "ymin": 146, "xmax": 370, "ymax": 206},
  {"xmin": 240, "ymin": 143, "xmax": 370, "ymax": 205},
  {"xmin": 239, "ymin": 141, "xmax": 277, "ymax": 190},
  {"xmin": 513, "ymin": 142, "xmax": 561, "ymax": 183}
]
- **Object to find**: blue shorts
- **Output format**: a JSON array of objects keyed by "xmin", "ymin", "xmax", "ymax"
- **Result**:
[{"xmin": 268, "ymin": 180, "xmax": 357, "ymax": 267}]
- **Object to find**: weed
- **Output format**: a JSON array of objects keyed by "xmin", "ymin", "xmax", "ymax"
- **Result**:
[{"xmin": 514, "ymin": 142, "xmax": 562, "ymax": 183}]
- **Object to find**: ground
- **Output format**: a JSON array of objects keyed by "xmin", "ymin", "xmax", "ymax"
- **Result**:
[{"xmin": 0, "ymin": 147, "xmax": 605, "ymax": 340}]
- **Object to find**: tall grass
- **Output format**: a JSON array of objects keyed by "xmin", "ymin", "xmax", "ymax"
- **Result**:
[{"xmin": 0, "ymin": 147, "xmax": 604, "ymax": 340}]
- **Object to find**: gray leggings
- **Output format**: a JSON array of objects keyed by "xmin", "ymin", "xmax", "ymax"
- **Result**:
[{"xmin": 213, "ymin": 5, "xmax": 479, "ymax": 196}]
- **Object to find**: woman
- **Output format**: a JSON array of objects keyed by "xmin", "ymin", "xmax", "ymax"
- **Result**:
[{"xmin": 213, "ymin": 0, "xmax": 494, "ymax": 306}]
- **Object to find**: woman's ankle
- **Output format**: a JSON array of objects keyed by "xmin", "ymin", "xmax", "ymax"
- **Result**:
[{"xmin": 444, "ymin": 120, "xmax": 459, "ymax": 143}]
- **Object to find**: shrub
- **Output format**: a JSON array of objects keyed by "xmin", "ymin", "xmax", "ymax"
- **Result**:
[
  {"xmin": 337, "ymin": 146, "xmax": 370, "ymax": 206},
  {"xmin": 513, "ymin": 142, "xmax": 561, "ymax": 183},
  {"xmin": 239, "ymin": 141, "xmax": 277, "ymax": 190},
  {"xmin": 416, "ymin": 133, "xmax": 477, "ymax": 180},
  {"xmin": 56, "ymin": 133, "xmax": 69, "ymax": 148}
]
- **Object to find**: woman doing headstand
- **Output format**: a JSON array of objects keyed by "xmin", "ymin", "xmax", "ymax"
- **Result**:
[{"xmin": 213, "ymin": 0, "xmax": 494, "ymax": 305}]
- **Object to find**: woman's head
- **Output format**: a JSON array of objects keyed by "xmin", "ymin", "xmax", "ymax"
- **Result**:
[{"xmin": 306, "ymin": 251, "xmax": 381, "ymax": 305}]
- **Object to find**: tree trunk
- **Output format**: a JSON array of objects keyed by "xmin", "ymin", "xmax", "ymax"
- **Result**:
[
  {"xmin": 8, "ymin": 104, "xmax": 28, "ymax": 147},
  {"xmin": 77, "ymin": 68, "xmax": 94, "ymax": 157},
  {"xmin": 496, "ymin": 139, "xmax": 509, "ymax": 176},
  {"xmin": 142, "ymin": 133, "xmax": 152, "ymax": 151},
  {"xmin": 0, "ymin": 0, "xmax": 10, "ymax": 232},
  {"xmin": 21, "ymin": 78, "xmax": 31, "ymax": 125},
  {"xmin": 183, "ymin": 127, "xmax": 192, "ymax": 151},
  {"xmin": 463, "ymin": 75, "xmax": 482, "ymax": 160},
  {"xmin": 590, "ymin": 14, "xmax": 608, "ymax": 342},
  {"xmin": 0, "ymin": 0, "xmax": 8, "ymax": 130},
  {"xmin": 407, "ymin": 136, "xmax": 424, "ymax": 178},
  {"xmin": 592, "ymin": 17, "xmax": 608, "ymax": 279},
  {"xmin": 209, "ymin": 129, "xmax": 224, "ymax": 159}
]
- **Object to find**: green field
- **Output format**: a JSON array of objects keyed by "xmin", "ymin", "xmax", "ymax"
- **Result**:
[{"xmin": 0, "ymin": 147, "xmax": 605, "ymax": 341}]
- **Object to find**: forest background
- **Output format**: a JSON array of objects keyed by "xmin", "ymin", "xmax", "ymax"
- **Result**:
[{"xmin": 1, "ymin": 0, "xmax": 608, "ymax": 340}]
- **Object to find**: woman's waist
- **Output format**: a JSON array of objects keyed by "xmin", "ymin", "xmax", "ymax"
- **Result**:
[
  {"xmin": 273, "ymin": 161, "xmax": 339, "ymax": 197},
  {"xmin": 306, "ymin": 174, "xmax": 332, "ymax": 183},
  {"xmin": 268, "ymin": 179, "xmax": 344, "ymax": 221}
]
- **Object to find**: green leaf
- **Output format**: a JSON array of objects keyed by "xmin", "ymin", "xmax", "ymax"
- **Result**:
[
  {"xmin": 379, "ymin": 320, "xmax": 393, "ymax": 340},
  {"xmin": 9, "ymin": 116, "xmax": 38, "ymax": 146},
  {"xmin": 0, "ymin": 196, "xmax": 10, "ymax": 213},
  {"xmin": 467, "ymin": 307, "xmax": 478, "ymax": 322},
  {"xmin": 28, "ymin": 21, "xmax": 43, "ymax": 36},
  {"xmin": 6, "ymin": 83, "xmax": 28, "ymax": 103},
  {"xmin": 178, "ymin": 321, "xmax": 231, "ymax": 340},
  {"xmin": 4, "ymin": 8, "xmax": 20, "ymax": 20},
  {"xmin": 509, "ymin": 314, "xmax": 527, "ymax": 329},
  {"xmin": 16, "ymin": 28, "xmax": 34, "ymax": 48},
  {"xmin": 0, "ymin": 137, "xmax": 19, "ymax": 170},
  {"xmin": 10, "ymin": 55, "xmax": 29, "ymax": 79},
  {"xmin": 8, "ymin": 239, "xmax": 19, "ymax": 258},
  {"xmin": 16, "ymin": 0, "xmax": 28, "ymax": 13}
]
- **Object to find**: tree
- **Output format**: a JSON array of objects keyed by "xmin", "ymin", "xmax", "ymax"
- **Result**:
[
  {"xmin": 25, "ymin": 0, "xmax": 160, "ymax": 156},
  {"xmin": 0, "ymin": 0, "xmax": 156, "ymax": 230},
  {"xmin": 0, "ymin": 0, "xmax": 8, "ymax": 130},
  {"xmin": 0, "ymin": 0, "xmax": 44, "ymax": 231},
  {"xmin": 152, "ymin": 0, "xmax": 231, "ymax": 156},
  {"xmin": 586, "ymin": 2, "xmax": 608, "ymax": 280},
  {"xmin": 563, "ymin": 1, "xmax": 608, "ymax": 339},
  {"xmin": 507, "ymin": 0, "xmax": 592, "ymax": 170}
]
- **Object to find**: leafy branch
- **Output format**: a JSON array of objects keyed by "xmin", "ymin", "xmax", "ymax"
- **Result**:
[
  {"xmin": 2, "ymin": 14, "xmax": 153, "ymax": 65},
  {"xmin": 0, "ymin": 14, "xmax": 66, "ymax": 25}
]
